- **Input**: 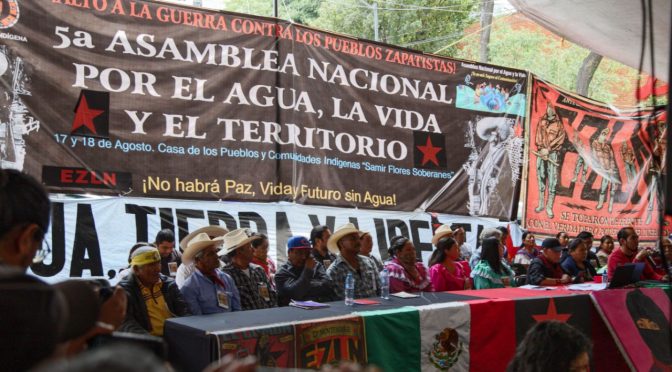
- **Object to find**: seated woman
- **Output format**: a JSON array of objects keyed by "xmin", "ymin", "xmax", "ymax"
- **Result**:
[
  {"xmin": 471, "ymin": 237, "xmax": 515, "ymax": 289},
  {"xmin": 560, "ymin": 238, "xmax": 597, "ymax": 283},
  {"xmin": 251, "ymin": 233, "xmax": 276, "ymax": 289},
  {"xmin": 595, "ymin": 235, "xmax": 614, "ymax": 268},
  {"xmin": 428, "ymin": 237, "xmax": 471, "ymax": 291},
  {"xmin": 513, "ymin": 232, "xmax": 539, "ymax": 267},
  {"xmin": 384, "ymin": 236, "xmax": 432, "ymax": 293}
]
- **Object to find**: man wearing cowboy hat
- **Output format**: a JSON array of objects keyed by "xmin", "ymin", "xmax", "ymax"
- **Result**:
[
  {"xmin": 221, "ymin": 229, "xmax": 277, "ymax": 310},
  {"xmin": 119, "ymin": 246, "xmax": 190, "ymax": 336},
  {"xmin": 275, "ymin": 236, "xmax": 335, "ymax": 306},
  {"xmin": 180, "ymin": 233, "xmax": 240, "ymax": 314},
  {"xmin": 325, "ymin": 223, "xmax": 381, "ymax": 300},
  {"xmin": 175, "ymin": 225, "xmax": 229, "ymax": 288}
]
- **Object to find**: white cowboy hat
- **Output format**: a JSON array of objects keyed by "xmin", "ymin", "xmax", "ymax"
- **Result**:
[
  {"xmin": 432, "ymin": 224, "xmax": 453, "ymax": 245},
  {"xmin": 182, "ymin": 233, "xmax": 224, "ymax": 263},
  {"xmin": 327, "ymin": 223, "xmax": 361, "ymax": 255},
  {"xmin": 218, "ymin": 228, "xmax": 261, "ymax": 257},
  {"xmin": 179, "ymin": 225, "xmax": 229, "ymax": 252}
]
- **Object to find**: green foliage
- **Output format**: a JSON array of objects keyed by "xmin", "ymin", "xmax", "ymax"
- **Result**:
[
  {"xmin": 217, "ymin": 0, "xmax": 640, "ymax": 105},
  {"xmin": 222, "ymin": 0, "xmax": 321, "ymax": 24},
  {"xmin": 308, "ymin": 0, "xmax": 478, "ymax": 56}
]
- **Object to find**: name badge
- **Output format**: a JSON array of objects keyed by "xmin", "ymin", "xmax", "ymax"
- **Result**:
[
  {"xmin": 168, "ymin": 262, "xmax": 178, "ymax": 277},
  {"xmin": 258, "ymin": 283, "xmax": 270, "ymax": 302},
  {"xmin": 217, "ymin": 291, "xmax": 230, "ymax": 310}
]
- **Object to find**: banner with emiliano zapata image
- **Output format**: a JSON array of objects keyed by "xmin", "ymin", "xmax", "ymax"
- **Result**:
[{"xmin": 0, "ymin": 0, "xmax": 526, "ymax": 219}]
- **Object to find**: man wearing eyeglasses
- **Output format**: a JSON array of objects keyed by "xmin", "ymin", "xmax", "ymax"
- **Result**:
[
  {"xmin": 607, "ymin": 227, "xmax": 668, "ymax": 282},
  {"xmin": 0, "ymin": 169, "xmax": 128, "ymax": 368}
]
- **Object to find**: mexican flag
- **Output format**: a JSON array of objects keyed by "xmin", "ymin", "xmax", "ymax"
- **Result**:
[
  {"xmin": 361, "ymin": 302, "xmax": 472, "ymax": 371},
  {"xmin": 362, "ymin": 307, "xmax": 421, "ymax": 371},
  {"xmin": 418, "ymin": 302, "xmax": 471, "ymax": 371}
]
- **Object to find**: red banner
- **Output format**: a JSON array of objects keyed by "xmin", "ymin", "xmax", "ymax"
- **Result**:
[
  {"xmin": 524, "ymin": 77, "xmax": 666, "ymax": 242},
  {"xmin": 591, "ymin": 288, "xmax": 672, "ymax": 370}
]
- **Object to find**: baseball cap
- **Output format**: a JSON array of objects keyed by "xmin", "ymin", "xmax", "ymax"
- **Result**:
[
  {"xmin": 287, "ymin": 236, "xmax": 311, "ymax": 250},
  {"xmin": 541, "ymin": 238, "xmax": 563, "ymax": 252}
]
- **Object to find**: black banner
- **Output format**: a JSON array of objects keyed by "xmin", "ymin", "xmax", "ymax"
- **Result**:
[{"xmin": 0, "ymin": 0, "xmax": 527, "ymax": 218}]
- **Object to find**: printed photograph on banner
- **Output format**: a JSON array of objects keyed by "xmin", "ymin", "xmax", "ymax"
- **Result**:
[
  {"xmin": 294, "ymin": 317, "xmax": 366, "ymax": 369},
  {"xmin": 523, "ymin": 77, "xmax": 666, "ymax": 242},
  {"xmin": 218, "ymin": 326, "xmax": 295, "ymax": 368},
  {"xmin": 455, "ymin": 63, "xmax": 527, "ymax": 117},
  {"xmin": 0, "ymin": 0, "xmax": 526, "ymax": 217}
]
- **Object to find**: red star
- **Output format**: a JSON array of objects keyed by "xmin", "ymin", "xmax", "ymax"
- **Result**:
[
  {"xmin": 532, "ymin": 298, "xmax": 572, "ymax": 323},
  {"xmin": 417, "ymin": 136, "xmax": 443, "ymax": 166},
  {"xmin": 71, "ymin": 95, "xmax": 104, "ymax": 135}
]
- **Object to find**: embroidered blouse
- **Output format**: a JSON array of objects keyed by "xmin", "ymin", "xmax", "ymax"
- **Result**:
[
  {"xmin": 471, "ymin": 260, "xmax": 515, "ymax": 289},
  {"xmin": 384, "ymin": 258, "xmax": 433, "ymax": 293}
]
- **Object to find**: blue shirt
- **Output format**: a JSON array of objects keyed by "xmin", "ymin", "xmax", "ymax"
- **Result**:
[{"xmin": 180, "ymin": 268, "xmax": 241, "ymax": 315}]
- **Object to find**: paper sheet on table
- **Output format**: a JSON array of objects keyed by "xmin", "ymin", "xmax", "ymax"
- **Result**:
[
  {"xmin": 566, "ymin": 283, "xmax": 608, "ymax": 291},
  {"xmin": 391, "ymin": 291, "xmax": 420, "ymax": 298},
  {"xmin": 518, "ymin": 284, "xmax": 562, "ymax": 290}
]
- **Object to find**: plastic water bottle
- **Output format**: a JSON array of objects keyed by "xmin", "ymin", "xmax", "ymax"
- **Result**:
[
  {"xmin": 345, "ymin": 272, "xmax": 355, "ymax": 306},
  {"xmin": 602, "ymin": 269, "xmax": 608, "ymax": 286},
  {"xmin": 380, "ymin": 268, "xmax": 390, "ymax": 300}
]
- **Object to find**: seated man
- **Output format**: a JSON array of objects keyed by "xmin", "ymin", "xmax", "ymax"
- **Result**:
[
  {"xmin": 154, "ymin": 229, "xmax": 180, "ymax": 277},
  {"xmin": 310, "ymin": 225, "xmax": 337, "ymax": 269},
  {"xmin": 608, "ymin": 227, "xmax": 667, "ymax": 281},
  {"xmin": 119, "ymin": 247, "xmax": 190, "ymax": 336},
  {"xmin": 526, "ymin": 238, "xmax": 571, "ymax": 286},
  {"xmin": 221, "ymin": 229, "xmax": 277, "ymax": 310},
  {"xmin": 180, "ymin": 233, "xmax": 240, "ymax": 314},
  {"xmin": 326, "ymin": 223, "xmax": 381, "ymax": 299},
  {"xmin": 0, "ymin": 169, "xmax": 127, "ymax": 367},
  {"xmin": 175, "ymin": 225, "xmax": 228, "ymax": 288},
  {"xmin": 275, "ymin": 236, "xmax": 334, "ymax": 306}
]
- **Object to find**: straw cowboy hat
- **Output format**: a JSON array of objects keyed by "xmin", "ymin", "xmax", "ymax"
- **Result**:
[
  {"xmin": 182, "ymin": 233, "xmax": 224, "ymax": 263},
  {"xmin": 179, "ymin": 225, "xmax": 229, "ymax": 252},
  {"xmin": 218, "ymin": 228, "xmax": 261, "ymax": 257},
  {"xmin": 432, "ymin": 224, "xmax": 453, "ymax": 245},
  {"xmin": 327, "ymin": 223, "xmax": 361, "ymax": 255}
]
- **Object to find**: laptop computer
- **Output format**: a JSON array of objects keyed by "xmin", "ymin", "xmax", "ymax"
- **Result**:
[{"xmin": 608, "ymin": 263, "xmax": 645, "ymax": 289}]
